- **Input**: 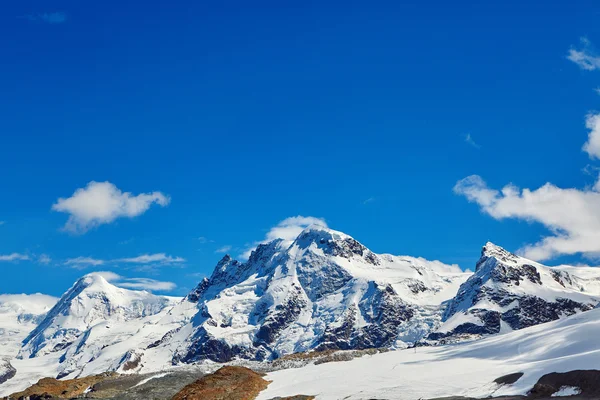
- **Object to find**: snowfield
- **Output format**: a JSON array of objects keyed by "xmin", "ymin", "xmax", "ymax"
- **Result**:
[
  {"xmin": 257, "ymin": 307, "xmax": 600, "ymax": 400},
  {"xmin": 0, "ymin": 294, "xmax": 57, "ymax": 360}
]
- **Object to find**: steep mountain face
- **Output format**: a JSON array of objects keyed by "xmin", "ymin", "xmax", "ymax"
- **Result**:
[
  {"xmin": 428, "ymin": 242, "xmax": 600, "ymax": 342},
  {"xmin": 148, "ymin": 227, "xmax": 471, "ymax": 364}
]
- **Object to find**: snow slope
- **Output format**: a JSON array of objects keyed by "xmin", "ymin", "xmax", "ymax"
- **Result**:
[{"xmin": 257, "ymin": 306, "xmax": 600, "ymax": 400}]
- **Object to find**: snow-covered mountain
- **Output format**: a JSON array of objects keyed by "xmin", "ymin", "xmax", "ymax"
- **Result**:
[
  {"xmin": 19, "ymin": 274, "xmax": 176, "ymax": 360},
  {"xmin": 148, "ymin": 226, "xmax": 471, "ymax": 364},
  {"xmin": 2, "ymin": 274, "xmax": 186, "ymax": 391},
  {"xmin": 428, "ymin": 242, "xmax": 600, "ymax": 342},
  {"xmin": 6, "ymin": 230, "xmax": 600, "ymax": 398}
]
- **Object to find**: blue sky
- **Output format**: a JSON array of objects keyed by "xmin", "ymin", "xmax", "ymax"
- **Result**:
[{"xmin": 2, "ymin": 0, "xmax": 600, "ymax": 297}]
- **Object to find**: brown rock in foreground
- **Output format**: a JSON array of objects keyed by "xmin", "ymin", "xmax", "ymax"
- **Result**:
[
  {"xmin": 171, "ymin": 366, "xmax": 270, "ymax": 400},
  {"xmin": 6, "ymin": 372, "xmax": 117, "ymax": 400}
]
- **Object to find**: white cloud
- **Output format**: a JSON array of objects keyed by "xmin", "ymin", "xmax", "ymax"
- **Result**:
[
  {"xmin": 38, "ymin": 254, "xmax": 52, "ymax": 265},
  {"xmin": 52, "ymin": 181, "xmax": 170, "ymax": 234},
  {"xmin": 215, "ymin": 245, "xmax": 232, "ymax": 254},
  {"xmin": 0, "ymin": 253, "xmax": 29, "ymax": 262},
  {"xmin": 567, "ymin": 37, "xmax": 600, "ymax": 71},
  {"xmin": 87, "ymin": 271, "xmax": 121, "ymax": 281},
  {"xmin": 116, "ymin": 253, "xmax": 185, "ymax": 264},
  {"xmin": 86, "ymin": 271, "xmax": 175, "ymax": 292},
  {"xmin": 63, "ymin": 253, "xmax": 185, "ymax": 269},
  {"xmin": 116, "ymin": 278, "xmax": 176, "ymax": 291},
  {"xmin": 454, "ymin": 174, "xmax": 600, "ymax": 261},
  {"xmin": 464, "ymin": 133, "xmax": 481, "ymax": 149},
  {"xmin": 240, "ymin": 216, "xmax": 328, "ymax": 259},
  {"xmin": 65, "ymin": 256, "xmax": 105, "ymax": 267},
  {"xmin": 265, "ymin": 216, "xmax": 328, "ymax": 242},
  {"xmin": 583, "ymin": 113, "xmax": 600, "ymax": 159}
]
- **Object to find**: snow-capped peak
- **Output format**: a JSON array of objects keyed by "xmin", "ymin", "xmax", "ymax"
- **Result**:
[
  {"xmin": 19, "ymin": 273, "xmax": 175, "ymax": 359},
  {"xmin": 431, "ymin": 241, "xmax": 600, "ymax": 342},
  {"xmin": 158, "ymin": 226, "xmax": 470, "ymax": 364},
  {"xmin": 476, "ymin": 242, "xmax": 523, "ymax": 271}
]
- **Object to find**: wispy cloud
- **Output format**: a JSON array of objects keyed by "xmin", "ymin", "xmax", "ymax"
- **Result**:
[
  {"xmin": 52, "ymin": 181, "xmax": 170, "ymax": 234},
  {"xmin": 65, "ymin": 256, "xmax": 105, "ymax": 267},
  {"xmin": 87, "ymin": 271, "xmax": 176, "ymax": 292},
  {"xmin": 38, "ymin": 254, "xmax": 52, "ymax": 265},
  {"xmin": 0, "ymin": 221, "xmax": 4, "ymax": 226},
  {"xmin": 215, "ymin": 245, "xmax": 232, "ymax": 254},
  {"xmin": 363, "ymin": 197, "xmax": 376, "ymax": 205},
  {"xmin": 63, "ymin": 253, "xmax": 185, "ymax": 269},
  {"xmin": 116, "ymin": 253, "xmax": 185, "ymax": 264},
  {"xmin": 197, "ymin": 236, "xmax": 214, "ymax": 244},
  {"xmin": 0, "ymin": 253, "xmax": 29, "ymax": 262},
  {"xmin": 23, "ymin": 12, "xmax": 68, "ymax": 24},
  {"xmin": 463, "ymin": 133, "xmax": 481, "ymax": 149},
  {"xmin": 567, "ymin": 37, "xmax": 600, "ymax": 71}
]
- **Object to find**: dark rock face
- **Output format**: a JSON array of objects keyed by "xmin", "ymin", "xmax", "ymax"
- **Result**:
[
  {"xmin": 180, "ymin": 327, "xmax": 259, "ymax": 363},
  {"xmin": 0, "ymin": 360, "xmax": 16, "ymax": 384},
  {"xmin": 186, "ymin": 278, "xmax": 210, "ymax": 303},
  {"xmin": 502, "ymin": 297, "xmax": 593, "ymax": 330},
  {"xmin": 316, "ymin": 283, "xmax": 414, "ymax": 351},
  {"xmin": 255, "ymin": 287, "xmax": 307, "ymax": 346},
  {"xmin": 491, "ymin": 264, "xmax": 541, "ymax": 286}
]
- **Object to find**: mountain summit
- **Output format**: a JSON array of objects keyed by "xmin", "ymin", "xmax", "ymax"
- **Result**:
[
  {"xmin": 428, "ymin": 242, "xmax": 600, "ymax": 342},
  {"xmin": 147, "ymin": 226, "xmax": 470, "ymax": 363}
]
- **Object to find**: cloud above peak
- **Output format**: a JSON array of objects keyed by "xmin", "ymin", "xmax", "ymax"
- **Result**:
[
  {"xmin": 567, "ymin": 37, "xmax": 600, "ymax": 71},
  {"xmin": 52, "ymin": 181, "xmax": 170, "ymax": 234},
  {"xmin": 265, "ymin": 216, "xmax": 328, "ymax": 242},
  {"xmin": 240, "ymin": 215, "xmax": 328, "ymax": 259}
]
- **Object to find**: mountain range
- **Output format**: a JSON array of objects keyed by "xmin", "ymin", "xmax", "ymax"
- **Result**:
[{"xmin": 2, "ymin": 225, "xmax": 600, "ymax": 397}]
